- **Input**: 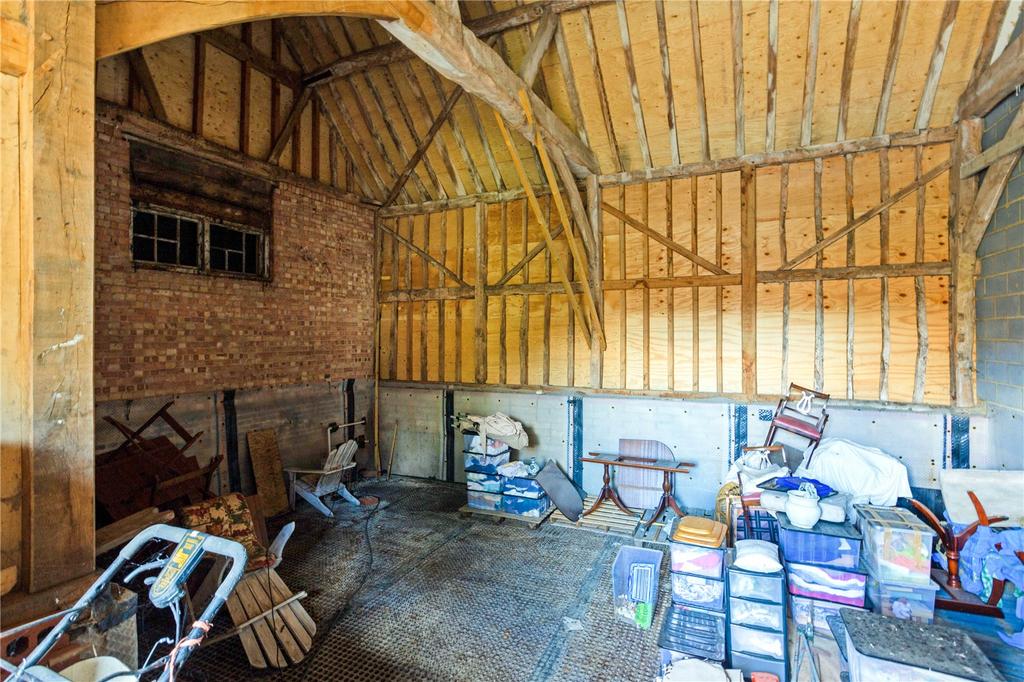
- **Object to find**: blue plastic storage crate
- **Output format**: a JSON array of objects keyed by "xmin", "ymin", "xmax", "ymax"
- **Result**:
[
  {"xmin": 464, "ymin": 450, "xmax": 511, "ymax": 474},
  {"xmin": 501, "ymin": 494, "xmax": 550, "ymax": 518},
  {"xmin": 466, "ymin": 471, "xmax": 503, "ymax": 493},
  {"xmin": 463, "ymin": 433, "xmax": 511, "ymax": 455},
  {"xmin": 466, "ymin": 491, "xmax": 502, "ymax": 511},
  {"xmin": 658, "ymin": 603, "xmax": 726, "ymax": 661},
  {"xmin": 502, "ymin": 475, "xmax": 545, "ymax": 499},
  {"xmin": 778, "ymin": 512, "xmax": 862, "ymax": 569},
  {"xmin": 612, "ymin": 545, "xmax": 663, "ymax": 630},
  {"xmin": 786, "ymin": 560, "xmax": 867, "ymax": 607}
]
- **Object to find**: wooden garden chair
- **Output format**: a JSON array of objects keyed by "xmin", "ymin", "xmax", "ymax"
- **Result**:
[
  {"xmin": 179, "ymin": 493, "xmax": 315, "ymax": 669},
  {"xmin": 284, "ymin": 439, "xmax": 360, "ymax": 517}
]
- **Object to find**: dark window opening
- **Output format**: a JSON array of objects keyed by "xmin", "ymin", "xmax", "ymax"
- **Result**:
[
  {"xmin": 131, "ymin": 209, "xmax": 201, "ymax": 269},
  {"xmin": 210, "ymin": 223, "xmax": 263, "ymax": 277}
]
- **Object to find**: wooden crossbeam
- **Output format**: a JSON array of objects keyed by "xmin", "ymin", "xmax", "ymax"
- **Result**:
[
  {"xmin": 959, "ymin": 118, "xmax": 1024, "ymax": 178},
  {"xmin": 383, "ymin": 85, "xmax": 465, "ymax": 208},
  {"xmin": 522, "ymin": 91, "xmax": 606, "ymax": 350},
  {"xmin": 518, "ymin": 9, "xmax": 558, "ymax": 86},
  {"xmin": 492, "ymin": 110, "xmax": 594, "ymax": 345},
  {"xmin": 959, "ymin": 31, "xmax": 1024, "ymax": 118},
  {"xmin": 782, "ymin": 158, "xmax": 951, "ymax": 270},
  {"xmin": 127, "ymin": 50, "xmax": 167, "ymax": 123},
  {"xmin": 960, "ymin": 108, "xmax": 1024, "ymax": 253},
  {"xmin": 496, "ymin": 224, "xmax": 564, "ymax": 286},
  {"xmin": 378, "ymin": 221, "xmax": 471, "ymax": 288},
  {"xmin": 204, "ymin": 28, "xmax": 302, "ymax": 90},
  {"xmin": 551, "ymin": 145, "xmax": 597, "ymax": 260},
  {"xmin": 601, "ymin": 203, "xmax": 729, "ymax": 276},
  {"xmin": 380, "ymin": 0, "xmax": 599, "ymax": 177},
  {"xmin": 267, "ymin": 87, "xmax": 311, "ymax": 163}
]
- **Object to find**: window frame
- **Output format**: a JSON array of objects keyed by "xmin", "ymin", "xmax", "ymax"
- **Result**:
[{"xmin": 130, "ymin": 202, "xmax": 271, "ymax": 281}]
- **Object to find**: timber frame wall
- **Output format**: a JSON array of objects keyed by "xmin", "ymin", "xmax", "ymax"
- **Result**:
[{"xmin": 377, "ymin": 128, "xmax": 959, "ymax": 406}]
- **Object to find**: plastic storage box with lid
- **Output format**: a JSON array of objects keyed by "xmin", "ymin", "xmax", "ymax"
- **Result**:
[
  {"xmin": 778, "ymin": 512, "xmax": 862, "ymax": 568},
  {"xmin": 856, "ymin": 504, "xmax": 936, "ymax": 586},
  {"xmin": 466, "ymin": 491, "xmax": 502, "ymax": 512},
  {"xmin": 730, "ymin": 597, "xmax": 784, "ymax": 631},
  {"xmin": 840, "ymin": 608, "xmax": 1006, "ymax": 682},
  {"xmin": 729, "ymin": 651, "xmax": 787, "ymax": 682},
  {"xmin": 463, "ymin": 433, "xmax": 511, "ymax": 455},
  {"xmin": 502, "ymin": 475, "xmax": 544, "ymax": 499},
  {"xmin": 464, "ymin": 450, "xmax": 511, "ymax": 475},
  {"xmin": 466, "ymin": 472, "xmax": 503, "ymax": 493},
  {"xmin": 658, "ymin": 603, "xmax": 726, "ymax": 661},
  {"xmin": 728, "ymin": 563, "xmax": 786, "ymax": 604},
  {"xmin": 612, "ymin": 545, "xmax": 662, "ymax": 629},
  {"xmin": 669, "ymin": 516, "xmax": 727, "ymax": 578},
  {"xmin": 730, "ymin": 623, "xmax": 786, "ymax": 660},
  {"xmin": 791, "ymin": 595, "xmax": 866, "ymax": 636},
  {"xmin": 786, "ymin": 560, "xmax": 867, "ymax": 607},
  {"xmin": 866, "ymin": 574, "xmax": 939, "ymax": 623},
  {"xmin": 670, "ymin": 572, "xmax": 725, "ymax": 610},
  {"xmin": 501, "ymin": 493, "xmax": 550, "ymax": 517}
]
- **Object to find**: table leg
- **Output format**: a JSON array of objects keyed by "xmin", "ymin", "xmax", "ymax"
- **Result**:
[
  {"xmin": 645, "ymin": 471, "xmax": 683, "ymax": 529},
  {"xmin": 582, "ymin": 464, "xmax": 612, "ymax": 517}
]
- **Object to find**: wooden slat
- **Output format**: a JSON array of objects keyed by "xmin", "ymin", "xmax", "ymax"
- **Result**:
[
  {"xmin": 587, "ymin": 175, "xmax": 603, "ymax": 388},
  {"xmin": 126, "ymin": 50, "xmax": 168, "ymax": 123},
  {"xmin": 581, "ymin": 6, "xmax": 621, "ymax": 172},
  {"xmin": 616, "ymin": 0, "xmax": 651, "ymax": 169},
  {"xmin": 379, "ymin": 221, "xmax": 470, "ymax": 287},
  {"xmin": 204, "ymin": 28, "xmax": 302, "ymax": 90},
  {"xmin": 396, "ymin": 59, "xmax": 464, "ymax": 196},
  {"xmin": 779, "ymin": 164, "xmax": 791, "ymax": 392},
  {"xmin": 740, "ymin": 165, "xmax": 757, "ymax": 396},
  {"xmin": 913, "ymin": 145, "xmax": 928, "ymax": 403},
  {"xmin": 731, "ymin": 0, "xmax": 745, "ymax": 157},
  {"xmin": 690, "ymin": 0, "xmax": 710, "ymax": 161},
  {"xmin": 554, "ymin": 21, "xmax": 589, "ymax": 148},
  {"xmin": 690, "ymin": 177, "xmax": 699, "ymax": 390},
  {"xmin": 844, "ymin": 154, "xmax": 855, "ymax": 397},
  {"xmin": 601, "ymin": 203, "xmax": 728, "ymax": 276},
  {"xmin": 474, "ymin": 202, "xmax": 488, "ymax": 383},
  {"xmin": 813, "ymin": 158, "xmax": 824, "ymax": 391},
  {"xmin": 765, "ymin": 0, "xmax": 779, "ymax": 152},
  {"xmin": 716, "ymin": 174, "xmax": 724, "ymax": 392},
  {"xmin": 874, "ymin": 0, "xmax": 909, "ymax": 136},
  {"xmin": 782, "ymin": 159, "xmax": 951, "ymax": 270},
  {"xmin": 915, "ymin": 0, "xmax": 959, "ymax": 130},
  {"xmin": 835, "ymin": 0, "xmax": 861, "ymax": 141},
  {"xmin": 878, "ymin": 149, "xmax": 891, "ymax": 400},
  {"xmin": 652, "ymin": 0, "xmax": 680, "ymax": 166},
  {"xmin": 239, "ymin": 25, "xmax": 252, "ymax": 155},
  {"xmin": 960, "ymin": 123, "xmax": 1024, "ymax": 178},
  {"xmin": 552, "ymin": 146, "xmax": 597, "ymax": 259},
  {"xmin": 800, "ymin": 0, "xmax": 820, "ymax": 147},
  {"xmin": 423, "ymin": 67, "xmax": 485, "ymax": 194}
]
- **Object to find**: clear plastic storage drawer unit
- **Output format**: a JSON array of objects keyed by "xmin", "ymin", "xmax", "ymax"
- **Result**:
[
  {"xmin": 668, "ymin": 516, "xmax": 727, "ymax": 579},
  {"xmin": 786, "ymin": 560, "xmax": 867, "ymax": 607},
  {"xmin": 791, "ymin": 595, "xmax": 866, "ymax": 636},
  {"xmin": 841, "ymin": 609, "xmax": 1005, "ymax": 682},
  {"xmin": 464, "ymin": 450, "xmax": 511, "ymax": 475},
  {"xmin": 728, "ymin": 651, "xmax": 788, "ymax": 682},
  {"xmin": 658, "ymin": 604, "xmax": 726, "ymax": 662},
  {"xmin": 778, "ymin": 512, "xmax": 862, "ymax": 568},
  {"xmin": 729, "ymin": 623, "xmax": 786, "ymax": 660},
  {"xmin": 856, "ymin": 504, "xmax": 936, "ymax": 586},
  {"xmin": 670, "ymin": 572, "xmax": 725, "ymax": 611},
  {"xmin": 463, "ymin": 433, "xmax": 510, "ymax": 455},
  {"xmin": 730, "ymin": 597, "xmax": 784, "ymax": 631},
  {"xmin": 466, "ymin": 491, "xmax": 502, "ymax": 512},
  {"xmin": 866, "ymin": 574, "xmax": 939, "ymax": 623},
  {"xmin": 728, "ymin": 565, "xmax": 786, "ymax": 604},
  {"xmin": 501, "ymin": 493, "xmax": 550, "ymax": 518}
]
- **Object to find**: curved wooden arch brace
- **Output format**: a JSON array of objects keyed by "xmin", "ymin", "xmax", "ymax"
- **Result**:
[{"xmin": 95, "ymin": 0, "xmax": 400, "ymax": 59}]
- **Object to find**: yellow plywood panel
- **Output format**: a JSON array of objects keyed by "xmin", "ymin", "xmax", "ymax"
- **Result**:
[
  {"xmin": 603, "ymin": 290, "xmax": 624, "ymax": 389},
  {"xmin": 626, "ymin": 0, "xmax": 674, "ymax": 168},
  {"xmin": 844, "ymin": 1, "xmax": 897, "ymax": 139},
  {"xmin": 924, "ymin": 276, "xmax": 950, "ymax": 404},
  {"xmin": 560, "ymin": 9, "xmax": 617, "ymax": 172},
  {"xmin": 143, "ymin": 36, "xmax": 194, "ymax": 131},
  {"xmin": 721, "ymin": 171, "xmax": 742, "ymax": 271},
  {"xmin": 379, "ymin": 305, "xmax": 393, "ymax": 381},
  {"xmin": 852, "ymin": 279, "xmax": 882, "ymax": 400},
  {"xmin": 396, "ymin": 302, "xmax": 409, "ymax": 381},
  {"xmin": 923, "ymin": 144, "xmax": 952, "ymax": 263},
  {"xmin": 249, "ymin": 70, "xmax": 271, "ymax": 159},
  {"xmin": 623, "ymin": 183, "xmax": 647, "ymax": 280},
  {"xmin": 486, "ymin": 292, "xmax": 501, "ymax": 384},
  {"xmin": 672, "ymin": 288, "xmax": 695, "ymax": 390},
  {"xmin": 809, "ymin": 0, "xmax": 851, "ymax": 145},
  {"xmin": 549, "ymin": 294, "xmax": 569, "ymax": 386},
  {"xmin": 787, "ymin": 281, "xmax": 816, "ymax": 391},
  {"xmin": 203, "ymin": 43, "xmax": 241, "ymax": 151},
  {"xmin": 773, "ymin": 0, "xmax": 811, "ymax": 151},
  {"xmin": 591, "ymin": 2, "xmax": 644, "ymax": 171},
  {"xmin": 460, "ymin": 300, "xmax": 475, "ymax": 384},
  {"xmin": 822, "ymin": 279, "xmax": 848, "ymax": 397},
  {"xmin": 757, "ymin": 283, "xmax": 785, "ymax": 395},
  {"xmin": 505, "ymin": 294, "xmax": 523, "ymax": 386},
  {"xmin": 625, "ymin": 290, "xmax": 644, "ymax": 390},
  {"xmin": 886, "ymin": 146, "xmax": 918, "ymax": 265},
  {"xmin": 663, "ymin": 1, "xmax": 705, "ymax": 164},
  {"xmin": 930, "ymin": 2, "xmax": 990, "ymax": 128},
  {"xmin": 721, "ymin": 285, "xmax": 742, "ymax": 394},
  {"xmin": 698, "ymin": 287, "xmax": 718, "ymax": 392},
  {"xmin": 298, "ymin": 103, "xmax": 312, "ymax": 178},
  {"xmin": 696, "ymin": 1, "xmax": 737, "ymax": 160},
  {"xmin": 649, "ymin": 287, "xmax": 670, "ymax": 391},
  {"xmin": 887, "ymin": 277, "xmax": 917, "ymax": 403},
  {"xmin": 442, "ymin": 300, "xmax": 458, "ymax": 383},
  {"xmin": 820, "ymin": 155, "xmax": 848, "ymax": 268},
  {"xmin": 97, "ymin": 54, "xmax": 130, "ymax": 106},
  {"xmin": 784, "ymin": 162, "xmax": 816, "ymax": 268},
  {"xmin": 740, "ymin": 0, "xmax": 770, "ymax": 155},
  {"xmin": 756, "ymin": 165, "xmax": 783, "ymax": 270},
  {"xmin": 277, "ymin": 86, "xmax": 293, "ymax": 171},
  {"xmin": 884, "ymin": 1, "xmax": 944, "ymax": 134},
  {"xmin": 669, "ymin": 179, "xmax": 693, "ymax": 277},
  {"xmin": 603, "ymin": 187, "xmax": 625, "ymax": 280},
  {"xmin": 648, "ymin": 182, "xmax": 669, "ymax": 278},
  {"xmin": 850, "ymin": 151, "xmax": 882, "ymax": 267},
  {"xmin": 528, "ymin": 294, "xmax": 547, "ymax": 386},
  {"xmin": 573, "ymin": 310, "xmax": 591, "ymax": 388},
  {"xmin": 696, "ymin": 175, "xmax": 717, "ymax": 268},
  {"xmin": 426, "ymin": 300, "xmax": 441, "ymax": 382}
]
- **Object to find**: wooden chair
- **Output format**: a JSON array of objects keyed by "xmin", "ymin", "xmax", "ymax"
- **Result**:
[
  {"xmin": 909, "ymin": 470, "xmax": 1023, "ymax": 617},
  {"xmin": 180, "ymin": 493, "xmax": 314, "ymax": 669},
  {"xmin": 284, "ymin": 439, "xmax": 360, "ymax": 517},
  {"xmin": 764, "ymin": 384, "xmax": 830, "ymax": 463}
]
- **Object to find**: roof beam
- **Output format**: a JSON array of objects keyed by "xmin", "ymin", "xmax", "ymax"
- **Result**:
[
  {"xmin": 835, "ymin": 0, "xmax": 861, "ymax": 141},
  {"xmin": 959, "ymin": 30, "xmax": 1024, "ymax": 119},
  {"xmin": 267, "ymin": 87, "xmax": 312, "ymax": 162},
  {"xmin": 874, "ymin": 0, "xmax": 909, "ymax": 136},
  {"xmin": 914, "ymin": 0, "xmax": 959, "ymax": 130},
  {"xmin": 378, "ymin": 0, "xmax": 599, "ymax": 177},
  {"xmin": 304, "ymin": 0, "xmax": 612, "ymax": 86},
  {"xmin": 126, "ymin": 50, "xmax": 168, "ymax": 123},
  {"xmin": 518, "ymin": 9, "xmax": 558, "ymax": 86},
  {"xmin": 203, "ymin": 28, "xmax": 302, "ymax": 90}
]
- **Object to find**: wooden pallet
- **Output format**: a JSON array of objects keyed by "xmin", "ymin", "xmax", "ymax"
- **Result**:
[
  {"xmin": 458, "ymin": 504, "xmax": 553, "ymax": 529},
  {"xmin": 549, "ymin": 496, "xmax": 642, "ymax": 536},
  {"xmin": 633, "ymin": 509, "xmax": 677, "ymax": 545}
]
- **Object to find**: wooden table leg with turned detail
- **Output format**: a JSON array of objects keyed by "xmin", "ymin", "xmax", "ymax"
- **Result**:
[
  {"xmin": 581, "ymin": 461, "xmax": 634, "ymax": 517},
  {"xmin": 644, "ymin": 471, "xmax": 686, "ymax": 529}
]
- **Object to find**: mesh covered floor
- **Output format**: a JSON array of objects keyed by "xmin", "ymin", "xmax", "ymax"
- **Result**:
[{"xmin": 185, "ymin": 478, "xmax": 665, "ymax": 681}]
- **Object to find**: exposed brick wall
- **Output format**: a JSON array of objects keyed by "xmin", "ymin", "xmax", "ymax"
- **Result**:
[
  {"xmin": 976, "ymin": 89, "xmax": 1023, "ymax": 461},
  {"xmin": 94, "ymin": 113, "xmax": 376, "ymax": 401}
]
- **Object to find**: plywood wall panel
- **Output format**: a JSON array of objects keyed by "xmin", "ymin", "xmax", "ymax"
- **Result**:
[
  {"xmin": 591, "ymin": 2, "xmax": 643, "ymax": 170},
  {"xmin": 203, "ymin": 44, "xmax": 242, "ymax": 150},
  {"xmin": 626, "ymin": 0, "xmax": 674, "ymax": 169},
  {"xmin": 844, "ymin": 1, "xmax": 898, "ymax": 140},
  {"xmin": 696, "ymin": 1, "xmax": 738, "ymax": 161},
  {"xmin": 740, "ymin": 0, "xmax": 770, "ymax": 155},
  {"xmin": 887, "ymin": 276, "xmax": 918, "ymax": 403},
  {"xmin": 809, "ymin": 0, "xmax": 851, "ymax": 145},
  {"xmin": 142, "ymin": 37, "xmax": 194, "ymax": 131},
  {"xmin": 663, "ymin": 2, "xmax": 705, "ymax": 164},
  {"xmin": 773, "ymin": 0, "xmax": 812, "ymax": 152},
  {"xmin": 883, "ymin": 1, "xmax": 944, "ymax": 134},
  {"xmin": 756, "ymin": 283, "xmax": 785, "ymax": 395},
  {"xmin": 822, "ymin": 279, "xmax": 849, "ymax": 396}
]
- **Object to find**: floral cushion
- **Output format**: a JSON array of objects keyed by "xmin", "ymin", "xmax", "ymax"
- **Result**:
[{"xmin": 180, "ymin": 493, "xmax": 275, "ymax": 572}]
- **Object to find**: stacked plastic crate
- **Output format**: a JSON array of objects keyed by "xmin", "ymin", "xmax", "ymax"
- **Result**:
[
  {"xmin": 856, "ymin": 505, "xmax": 940, "ymax": 624},
  {"xmin": 778, "ymin": 513, "xmax": 868, "ymax": 637},
  {"xmin": 726, "ymin": 554, "xmax": 788, "ymax": 680},
  {"xmin": 659, "ymin": 517, "xmax": 729, "ymax": 670},
  {"xmin": 463, "ymin": 433, "xmax": 550, "ymax": 518}
]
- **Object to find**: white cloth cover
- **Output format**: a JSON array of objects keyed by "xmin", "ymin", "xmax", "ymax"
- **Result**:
[
  {"xmin": 793, "ymin": 437, "xmax": 912, "ymax": 508},
  {"xmin": 466, "ymin": 412, "xmax": 529, "ymax": 450}
]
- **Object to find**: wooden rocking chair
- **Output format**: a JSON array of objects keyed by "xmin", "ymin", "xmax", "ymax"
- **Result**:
[
  {"xmin": 909, "ymin": 469, "xmax": 1024, "ymax": 617},
  {"xmin": 180, "ymin": 493, "xmax": 315, "ymax": 669},
  {"xmin": 284, "ymin": 439, "xmax": 360, "ymax": 517}
]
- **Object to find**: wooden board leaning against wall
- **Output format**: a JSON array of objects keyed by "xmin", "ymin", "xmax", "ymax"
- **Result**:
[{"xmin": 377, "ymin": 139, "xmax": 955, "ymax": 406}]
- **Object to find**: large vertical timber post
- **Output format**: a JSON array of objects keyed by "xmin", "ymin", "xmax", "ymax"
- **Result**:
[
  {"xmin": 951, "ymin": 118, "xmax": 982, "ymax": 407},
  {"xmin": 474, "ymin": 202, "xmax": 488, "ymax": 384},
  {"xmin": 740, "ymin": 165, "xmax": 757, "ymax": 397},
  {"xmin": 586, "ymin": 175, "xmax": 603, "ymax": 389}
]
